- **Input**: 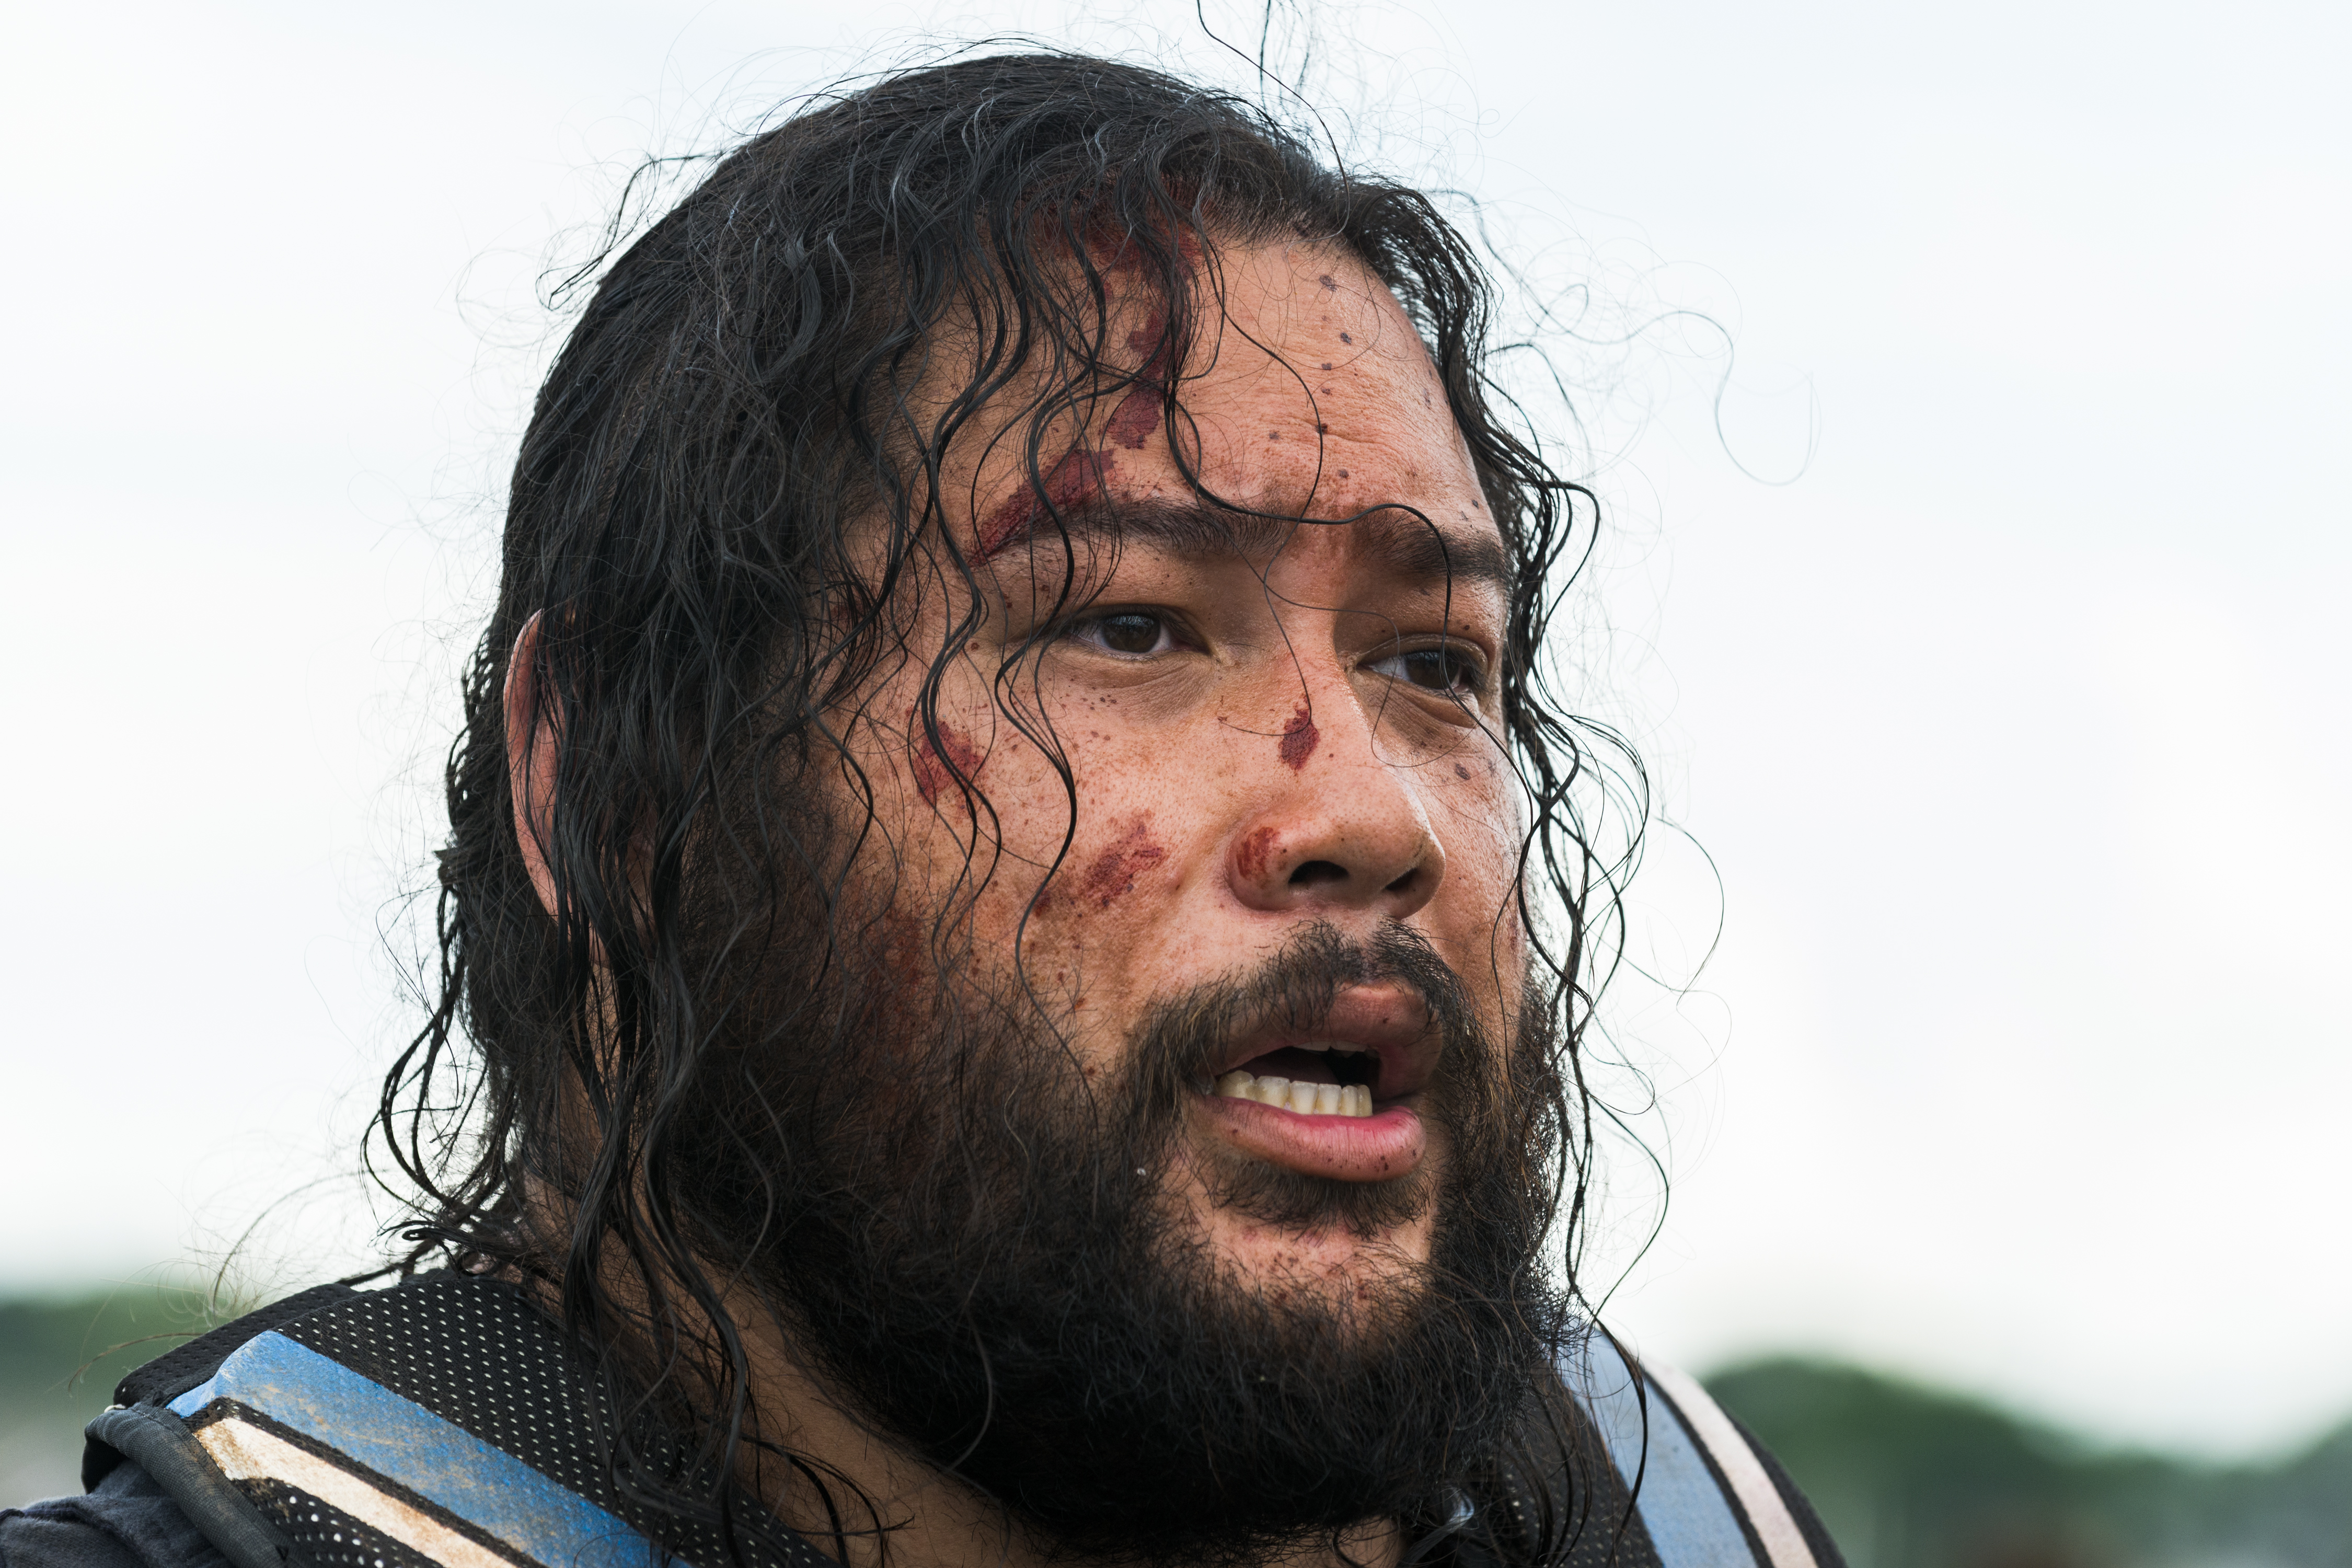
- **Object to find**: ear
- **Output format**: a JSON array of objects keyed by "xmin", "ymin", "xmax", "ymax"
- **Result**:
[{"xmin": 504, "ymin": 611, "xmax": 562, "ymax": 921}]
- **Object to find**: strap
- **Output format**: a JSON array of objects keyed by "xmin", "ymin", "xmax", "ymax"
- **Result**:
[
  {"xmin": 83, "ymin": 1404, "xmax": 298, "ymax": 1568},
  {"xmin": 85, "ymin": 1284, "xmax": 361, "ymax": 1492},
  {"xmin": 167, "ymin": 1330, "xmax": 673, "ymax": 1568},
  {"xmin": 113, "ymin": 1285, "xmax": 360, "ymax": 1409},
  {"xmin": 1644, "ymin": 1362, "xmax": 1819, "ymax": 1568}
]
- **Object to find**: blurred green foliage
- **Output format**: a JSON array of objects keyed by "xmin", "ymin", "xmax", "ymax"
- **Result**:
[
  {"xmin": 7, "ymin": 1298, "xmax": 2349, "ymax": 1567},
  {"xmin": 1707, "ymin": 1358, "xmax": 2352, "ymax": 1568},
  {"xmin": 0, "ymin": 1289, "xmax": 223, "ymax": 1506}
]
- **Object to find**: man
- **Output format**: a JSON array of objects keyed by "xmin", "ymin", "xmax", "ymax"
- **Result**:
[{"xmin": 4, "ymin": 52, "xmax": 1841, "ymax": 1568}]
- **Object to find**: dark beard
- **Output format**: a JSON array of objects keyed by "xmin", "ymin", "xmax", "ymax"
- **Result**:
[{"xmin": 700, "ymin": 918, "xmax": 1569, "ymax": 1567}]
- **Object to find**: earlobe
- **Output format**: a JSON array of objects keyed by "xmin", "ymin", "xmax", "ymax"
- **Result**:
[{"xmin": 504, "ymin": 611, "xmax": 562, "ymax": 921}]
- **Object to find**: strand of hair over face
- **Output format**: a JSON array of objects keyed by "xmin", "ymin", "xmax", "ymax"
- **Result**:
[{"xmin": 370, "ymin": 48, "xmax": 1652, "ymax": 1568}]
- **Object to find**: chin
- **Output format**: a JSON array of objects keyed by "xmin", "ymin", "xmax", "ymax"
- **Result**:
[{"xmin": 1167, "ymin": 1148, "xmax": 1443, "ymax": 1298}]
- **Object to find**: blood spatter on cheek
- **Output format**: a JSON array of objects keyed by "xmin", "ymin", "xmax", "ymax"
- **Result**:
[
  {"xmin": 1078, "ymin": 818, "xmax": 1168, "ymax": 909},
  {"xmin": 908, "ymin": 709, "xmax": 986, "ymax": 805},
  {"xmin": 1278, "ymin": 703, "xmax": 1320, "ymax": 769}
]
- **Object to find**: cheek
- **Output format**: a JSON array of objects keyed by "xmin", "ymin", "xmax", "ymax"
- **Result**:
[
  {"xmin": 981, "ymin": 702, "xmax": 1184, "ymax": 914},
  {"xmin": 1432, "ymin": 756, "xmax": 1528, "ymax": 947},
  {"xmin": 891, "ymin": 711, "xmax": 1149, "ymax": 940},
  {"xmin": 1044, "ymin": 818, "xmax": 1169, "ymax": 915},
  {"xmin": 906, "ymin": 708, "xmax": 988, "ymax": 805}
]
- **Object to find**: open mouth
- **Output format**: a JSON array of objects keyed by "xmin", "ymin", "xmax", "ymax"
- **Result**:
[
  {"xmin": 1194, "ymin": 989, "xmax": 1435, "ymax": 1180},
  {"xmin": 1212, "ymin": 1042, "xmax": 1380, "ymax": 1118}
]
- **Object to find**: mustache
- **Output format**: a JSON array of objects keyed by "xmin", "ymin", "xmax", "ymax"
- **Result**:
[
  {"xmin": 729, "ymin": 909, "xmax": 1563, "ymax": 1564},
  {"xmin": 1129, "ymin": 918, "xmax": 1478, "ymax": 1088},
  {"xmin": 1119, "ymin": 919, "xmax": 1490, "ymax": 1236}
]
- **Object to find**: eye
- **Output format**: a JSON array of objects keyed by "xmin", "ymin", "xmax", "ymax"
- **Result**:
[
  {"xmin": 1069, "ymin": 611, "xmax": 1184, "ymax": 658},
  {"xmin": 1371, "ymin": 642, "xmax": 1487, "ymax": 697}
]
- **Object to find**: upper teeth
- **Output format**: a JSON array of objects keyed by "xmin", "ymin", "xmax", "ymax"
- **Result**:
[{"xmin": 1212, "ymin": 1071, "xmax": 1374, "ymax": 1117}]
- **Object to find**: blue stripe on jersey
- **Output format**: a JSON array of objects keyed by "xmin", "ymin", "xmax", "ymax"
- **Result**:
[
  {"xmin": 1567, "ymin": 1336, "xmax": 1758, "ymax": 1567},
  {"xmin": 168, "ymin": 1330, "xmax": 678, "ymax": 1568}
]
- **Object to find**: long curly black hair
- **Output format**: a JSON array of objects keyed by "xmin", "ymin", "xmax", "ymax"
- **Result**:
[{"xmin": 375, "ymin": 48, "xmax": 1649, "ymax": 1568}]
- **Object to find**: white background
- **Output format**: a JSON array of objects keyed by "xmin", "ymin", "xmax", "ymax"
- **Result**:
[{"xmin": 2, "ymin": 0, "xmax": 2345, "ymax": 1461}]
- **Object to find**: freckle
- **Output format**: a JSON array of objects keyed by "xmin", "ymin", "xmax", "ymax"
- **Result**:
[
  {"xmin": 1454, "ymin": 763, "xmax": 1471, "ymax": 780},
  {"xmin": 1339, "ymin": 331, "xmax": 1353, "ymax": 344},
  {"xmin": 1316, "ymin": 422, "xmax": 1328, "ymax": 434},
  {"xmin": 1267, "ymin": 430, "xmax": 1280, "ymax": 440},
  {"xmin": 1335, "ymin": 468, "xmax": 1348, "ymax": 479},
  {"xmin": 1318, "ymin": 273, "xmax": 1338, "ymax": 290},
  {"xmin": 1320, "ymin": 362, "xmax": 1332, "ymax": 371}
]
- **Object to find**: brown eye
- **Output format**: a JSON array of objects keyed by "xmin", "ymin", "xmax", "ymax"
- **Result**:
[
  {"xmin": 1100, "ymin": 613, "xmax": 1163, "ymax": 653},
  {"xmin": 1071, "ymin": 612, "xmax": 1181, "ymax": 658},
  {"xmin": 1375, "ymin": 644, "xmax": 1485, "ymax": 696}
]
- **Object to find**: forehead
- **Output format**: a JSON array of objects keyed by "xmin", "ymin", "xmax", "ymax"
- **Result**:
[
  {"xmin": 1173, "ymin": 241, "xmax": 1490, "ymax": 526},
  {"xmin": 932, "ymin": 237, "xmax": 1503, "ymax": 584}
]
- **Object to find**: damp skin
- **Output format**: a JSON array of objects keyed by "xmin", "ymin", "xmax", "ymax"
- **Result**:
[
  {"xmin": 849, "ymin": 238, "xmax": 1515, "ymax": 1297},
  {"xmin": 974, "ymin": 316, "xmax": 1171, "ymax": 564},
  {"xmin": 908, "ymin": 711, "xmax": 986, "ymax": 805}
]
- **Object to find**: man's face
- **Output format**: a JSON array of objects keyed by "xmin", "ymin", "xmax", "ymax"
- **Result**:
[
  {"xmin": 856, "ymin": 238, "xmax": 1524, "ymax": 1306},
  {"xmin": 691, "ymin": 236, "xmax": 1561, "ymax": 1559}
]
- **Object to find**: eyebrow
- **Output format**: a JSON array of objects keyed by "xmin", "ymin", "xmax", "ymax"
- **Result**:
[{"xmin": 1011, "ymin": 494, "xmax": 1512, "ymax": 595}]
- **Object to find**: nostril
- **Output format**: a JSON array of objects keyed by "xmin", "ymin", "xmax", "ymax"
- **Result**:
[
  {"xmin": 1288, "ymin": 859, "xmax": 1348, "ymax": 889},
  {"xmin": 1383, "ymin": 867, "xmax": 1423, "ymax": 897}
]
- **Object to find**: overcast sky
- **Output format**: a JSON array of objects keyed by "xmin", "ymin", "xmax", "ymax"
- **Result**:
[{"xmin": 3, "ymin": 0, "xmax": 2345, "ymax": 1460}]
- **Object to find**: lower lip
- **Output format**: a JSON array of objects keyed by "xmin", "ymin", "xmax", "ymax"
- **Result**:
[{"xmin": 1195, "ymin": 1093, "xmax": 1426, "ymax": 1182}]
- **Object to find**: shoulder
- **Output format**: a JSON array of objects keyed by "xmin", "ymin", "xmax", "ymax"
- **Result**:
[
  {"xmin": 82, "ymin": 1272, "xmax": 581, "ymax": 1568},
  {"xmin": 1, "ymin": 1282, "xmax": 372, "ymax": 1568},
  {"xmin": 1546, "ymin": 1332, "xmax": 1848, "ymax": 1568},
  {"xmin": 81, "ymin": 1272, "xmax": 825, "ymax": 1568},
  {"xmin": 1, "ymin": 1461, "xmax": 226, "ymax": 1568}
]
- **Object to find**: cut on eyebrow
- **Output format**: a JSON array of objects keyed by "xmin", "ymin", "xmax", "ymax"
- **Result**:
[{"xmin": 1014, "ymin": 494, "xmax": 1512, "ymax": 594}]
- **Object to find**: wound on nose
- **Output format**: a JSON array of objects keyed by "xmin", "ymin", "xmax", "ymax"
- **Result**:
[{"xmin": 1278, "ymin": 703, "xmax": 1320, "ymax": 769}]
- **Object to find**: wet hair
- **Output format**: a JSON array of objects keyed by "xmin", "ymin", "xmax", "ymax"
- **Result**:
[{"xmin": 376, "ymin": 47, "xmax": 1645, "ymax": 1568}]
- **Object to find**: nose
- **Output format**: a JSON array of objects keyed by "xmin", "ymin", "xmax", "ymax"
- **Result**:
[{"xmin": 1224, "ymin": 689, "xmax": 1445, "ymax": 920}]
